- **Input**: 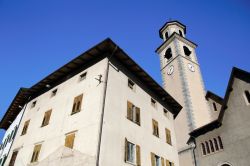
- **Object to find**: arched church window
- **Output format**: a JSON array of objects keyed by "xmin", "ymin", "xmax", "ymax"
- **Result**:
[
  {"xmin": 214, "ymin": 138, "xmax": 219, "ymax": 151},
  {"xmin": 218, "ymin": 136, "xmax": 224, "ymax": 149},
  {"xmin": 205, "ymin": 141, "xmax": 210, "ymax": 154},
  {"xmin": 221, "ymin": 164, "xmax": 232, "ymax": 166},
  {"xmin": 244, "ymin": 90, "xmax": 250, "ymax": 104},
  {"xmin": 213, "ymin": 102, "xmax": 217, "ymax": 111},
  {"xmin": 209, "ymin": 140, "xmax": 215, "ymax": 152},
  {"xmin": 183, "ymin": 46, "xmax": 191, "ymax": 56},
  {"xmin": 201, "ymin": 143, "xmax": 206, "ymax": 155},
  {"xmin": 165, "ymin": 48, "xmax": 172, "ymax": 60},
  {"xmin": 165, "ymin": 32, "xmax": 169, "ymax": 39},
  {"xmin": 179, "ymin": 30, "xmax": 183, "ymax": 37}
]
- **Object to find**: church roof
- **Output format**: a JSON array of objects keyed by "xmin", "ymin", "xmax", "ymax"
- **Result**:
[
  {"xmin": 189, "ymin": 67, "xmax": 250, "ymax": 139},
  {"xmin": 0, "ymin": 38, "xmax": 182, "ymax": 130},
  {"xmin": 159, "ymin": 20, "xmax": 186, "ymax": 39},
  {"xmin": 205, "ymin": 91, "xmax": 223, "ymax": 104}
]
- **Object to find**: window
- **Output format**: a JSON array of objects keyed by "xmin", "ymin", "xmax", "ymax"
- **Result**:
[
  {"xmin": 213, "ymin": 102, "xmax": 217, "ymax": 111},
  {"xmin": 244, "ymin": 90, "xmax": 250, "ymax": 104},
  {"xmin": 209, "ymin": 140, "xmax": 215, "ymax": 152},
  {"xmin": 201, "ymin": 143, "xmax": 206, "ymax": 155},
  {"xmin": 151, "ymin": 98, "xmax": 157, "ymax": 108},
  {"xmin": 9, "ymin": 151, "xmax": 18, "ymax": 166},
  {"xmin": 179, "ymin": 30, "xmax": 183, "ymax": 37},
  {"xmin": 183, "ymin": 46, "xmax": 191, "ymax": 56},
  {"xmin": 127, "ymin": 101, "xmax": 140, "ymax": 125},
  {"xmin": 128, "ymin": 79, "xmax": 135, "ymax": 90},
  {"xmin": 151, "ymin": 153, "xmax": 160, "ymax": 166},
  {"xmin": 51, "ymin": 89, "xmax": 57, "ymax": 97},
  {"xmin": 30, "ymin": 144, "xmax": 42, "ymax": 163},
  {"xmin": 166, "ymin": 160, "xmax": 175, "ymax": 166},
  {"xmin": 218, "ymin": 136, "xmax": 224, "ymax": 149},
  {"xmin": 164, "ymin": 48, "xmax": 172, "ymax": 60},
  {"xmin": 41, "ymin": 110, "xmax": 52, "ymax": 127},
  {"xmin": 163, "ymin": 108, "xmax": 169, "ymax": 118},
  {"xmin": 214, "ymin": 138, "xmax": 219, "ymax": 151},
  {"xmin": 152, "ymin": 119, "xmax": 159, "ymax": 137},
  {"xmin": 165, "ymin": 128, "xmax": 172, "ymax": 145},
  {"xmin": 205, "ymin": 141, "xmax": 210, "ymax": 154},
  {"xmin": 65, "ymin": 132, "xmax": 75, "ymax": 149},
  {"xmin": 165, "ymin": 32, "xmax": 169, "ymax": 39},
  {"xmin": 125, "ymin": 139, "xmax": 141, "ymax": 165},
  {"xmin": 71, "ymin": 94, "xmax": 83, "ymax": 115},
  {"xmin": 21, "ymin": 120, "xmax": 30, "ymax": 135},
  {"xmin": 79, "ymin": 72, "xmax": 87, "ymax": 81},
  {"xmin": 31, "ymin": 101, "xmax": 36, "ymax": 108}
]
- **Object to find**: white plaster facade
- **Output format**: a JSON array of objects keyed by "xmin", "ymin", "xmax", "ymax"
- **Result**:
[
  {"xmin": 2, "ymin": 41, "xmax": 180, "ymax": 166},
  {"xmin": 193, "ymin": 76, "xmax": 250, "ymax": 166}
]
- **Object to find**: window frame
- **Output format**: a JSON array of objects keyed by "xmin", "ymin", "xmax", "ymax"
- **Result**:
[
  {"xmin": 65, "ymin": 132, "xmax": 76, "ymax": 149},
  {"xmin": 51, "ymin": 89, "xmax": 57, "ymax": 97},
  {"xmin": 41, "ymin": 110, "xmax": 52, "ymax": 127},
  {"xmin": 127, "ymin": 101, "xmax": 141, "ymax": 126},
  {"xmin": 244, "ymin": 90, "xmax": 250, "ymax": 105},
  {"xmin": 79, "ymin": 72, "xmax": 87, "ymax": 81},
  {"xmin": 30, "ymin": 144, "xmax": 42, "ymax": 163},
  {"xmin": 71, "ymin": 94, "xmax": 83, "ymax": 115},
  {"xmin": 128, "ymin": 79, "xmax": 135, "ymax": 91},
  {"xmin": 152, "ymin": 119, "xmax": 159, "ymax": 137},
  {"xmin": 21, "ymin": 120, "xmax": 30, "ymax": 136}
]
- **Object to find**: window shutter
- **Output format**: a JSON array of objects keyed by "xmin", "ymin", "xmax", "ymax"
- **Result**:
[
  {"xmin": 72, "ymin": 94, "xmax": 83, "ymax": 114},
  {"xmin": 125, "ymin": 138, "xmax": 128, "ymax": 162},
  {"xmin": 65, "ymin": 133, "xmax": 75, "ymax": 149},
  {"xmin": 9, "ymin": 151, "xmax": 18, "ymax": 166},
  {"xmin": 166, "ymin": 128, "xmax": 172, "ymax": 145},
  {"xmin": 127, "ymin": 101, "xmax": 133, "ymax": 120},
  {"xmin": 151, "ymin": 152, "xmax": 156, "ymax": 166},
  {"xmin": 135, "ymin": 107, "xmax": 141, "ymax": 125},
  {"xmin": 136, "ymin": 145, "xmax": 141, "ymax": 166},
  {"xmin": 166, "ymin": 159, "xmax": 170, "ymax": 166},
  {"xmin": 161, "ymin": 157, "xmax": 164, "ymax": 166},
  {"xmin": 31, "ymin": 144, "xmax": 42, "ymax": 163}
]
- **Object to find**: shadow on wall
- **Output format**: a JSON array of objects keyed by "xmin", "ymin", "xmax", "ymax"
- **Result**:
[{"xmin": 25, "ymin": 146, "xmax": 96, "ymax": 166}]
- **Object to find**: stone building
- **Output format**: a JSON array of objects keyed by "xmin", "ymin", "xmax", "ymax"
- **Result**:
[
  {"xmin": 0, "ymin": 39, "xmax": 182, "ymax": 166},
  {"xmin": 189, "ymin": 67, "xmax": 250, "ymax": 166},
  {"xmin": 156, "ymin": 21, "xmax": 211, "ymax": 166}
]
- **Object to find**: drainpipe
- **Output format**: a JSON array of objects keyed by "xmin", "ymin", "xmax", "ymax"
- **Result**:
[
  {"xmin": 191, "ymin": 136, "xmax": 197, "ymax": 166},
  {"xmin": 96, "ymin": 46, "xmax": 118, "ymax": 166}
]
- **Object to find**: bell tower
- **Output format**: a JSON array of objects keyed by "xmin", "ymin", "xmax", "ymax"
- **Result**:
[{"xmin": 156, "ymin": 21, "xmax": 211, "ymax": 166}]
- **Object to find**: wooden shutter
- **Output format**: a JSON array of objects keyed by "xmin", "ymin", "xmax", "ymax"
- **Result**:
[
  {"xmin": 9, "ymin": 151, "xmax": 18, "ymax": 166},
  {"xmin": 72, "ymin": 94, "xmax": 83, "ymax": 114},
  {"xmin": 124, "ymin": 138, "xmax": 128, "ymax": 162},
  {"xmin": 152, "ymin": 119, "xmax": 159, "ymax": 137},
  {"xmin": 135, "ymin": 107, "xmax": 141, "ymax": 125},
  {"xmin": 136, "ymin": 145, "xmax": 141, "ymax": 166},
  {"xmin": 166, "ymin": 128, "xmax": 172, "ymax": 145},
  {"xmin": 42, "ymin": 110, "xmax": 52, "ymax": 126},
  {"xmin": 65, "ymin": 133, "xmax": 75, "ymax": 149},
  {"xmin": 166, "ymin": 159, "xmax": 170, "ymax": 166},
  {"xmin": 151, "ymin": 152, "xmax": 156, "ymax": 166},
  {"xmin": 127, "ymin": 101, "xmax": 133, "ymax": 120},
  {"xmin": 161, "ymin": 157, "xmax": 165, "ymax": 166},
  {"xmin": 31, "ymin": 144, "xmax": 41, "ymax": 163},
  {"xmin": 21, "ymin": 120, "xmax": 30, "ymax": 135}
]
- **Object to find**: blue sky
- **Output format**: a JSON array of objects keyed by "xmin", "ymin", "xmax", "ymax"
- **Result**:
[{"xmin": 0, "ymin": 0, "xmax": 250, "ymax": 140}]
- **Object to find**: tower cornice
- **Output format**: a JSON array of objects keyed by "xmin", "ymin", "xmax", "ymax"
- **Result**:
[
  {"xmin": 155, "ymin": 32, "xmax": 197, "ymax": 54},
  {"xmin": 159, "ymin": 20, "xmax": 186, "ymax": 39}
]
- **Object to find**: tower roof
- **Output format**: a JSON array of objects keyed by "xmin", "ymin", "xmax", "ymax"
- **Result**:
[
  {"xmin": 159, "ymin": 20, "xmax": 186, "ymax": 39},
  {"xmin": 0, "ymin": 38, "xmax": 182, "ymax": 130}
]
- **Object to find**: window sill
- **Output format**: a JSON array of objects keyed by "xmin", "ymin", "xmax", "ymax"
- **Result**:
[
  {"xmin": 71, "ymin": 110, "xmax": 81, "ymax": 116},
  {"xmin": 153, "ymin": 134, "xmax": 159, "ymax": 138},
  {"xmin": 125, "ymin": 161, "xmax": 136, "ymax": 166},
  {"xmin": 127, "ymin": 118, "xmax": 140, "ymax": 126}
]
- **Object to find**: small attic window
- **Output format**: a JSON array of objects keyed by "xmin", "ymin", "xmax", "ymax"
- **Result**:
[
  {"xmin": 165, "ymin": 32, "xmax": 169, "ymax": 39},
  {"xmin": 244, "ymin": 90, "xmax": 250, "ymax": 104},
  {"xmin": 183, "ymin": 46, "xmax": 191, "ymax": 56},
  {"xmin": 213, "ymin": 102, "xmax": 217, "ymax": 111},
  {"xmin": 179, "ymin": 30, "xmax": 183, "ymax": 37},
  {"xmin": 31, "ymin": 101, "xmax": 36, "ymax": 108},
  {"xmin": 163, "ymin": 108, "xmax": 169, "ymax": 118},
  {"xmin": 151, "ymin": 98, "xmax": 157, "ymax": 108},
  {"xmin": 164, "ymin": 48, "xmax": 172, "ymax": 60},
  {"xmin": 51, "ymin": 89, "xmax": 57, "ymax": 97},
  {"xmin": 128, "ymin": 79, "xmax": 135, "ymax": 90},
  {"xmin": 79, "ymin": 72, "xmax": 87, "ymax": 81}
]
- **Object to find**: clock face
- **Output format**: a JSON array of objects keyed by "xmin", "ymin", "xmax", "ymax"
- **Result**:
[
  {"xmin": 188, "ymin": 63, "xmax": 195, "ymax": 72},
  {"xmin": 167, "ymin": 66, "xmax": 174, "ymax": 75}
]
